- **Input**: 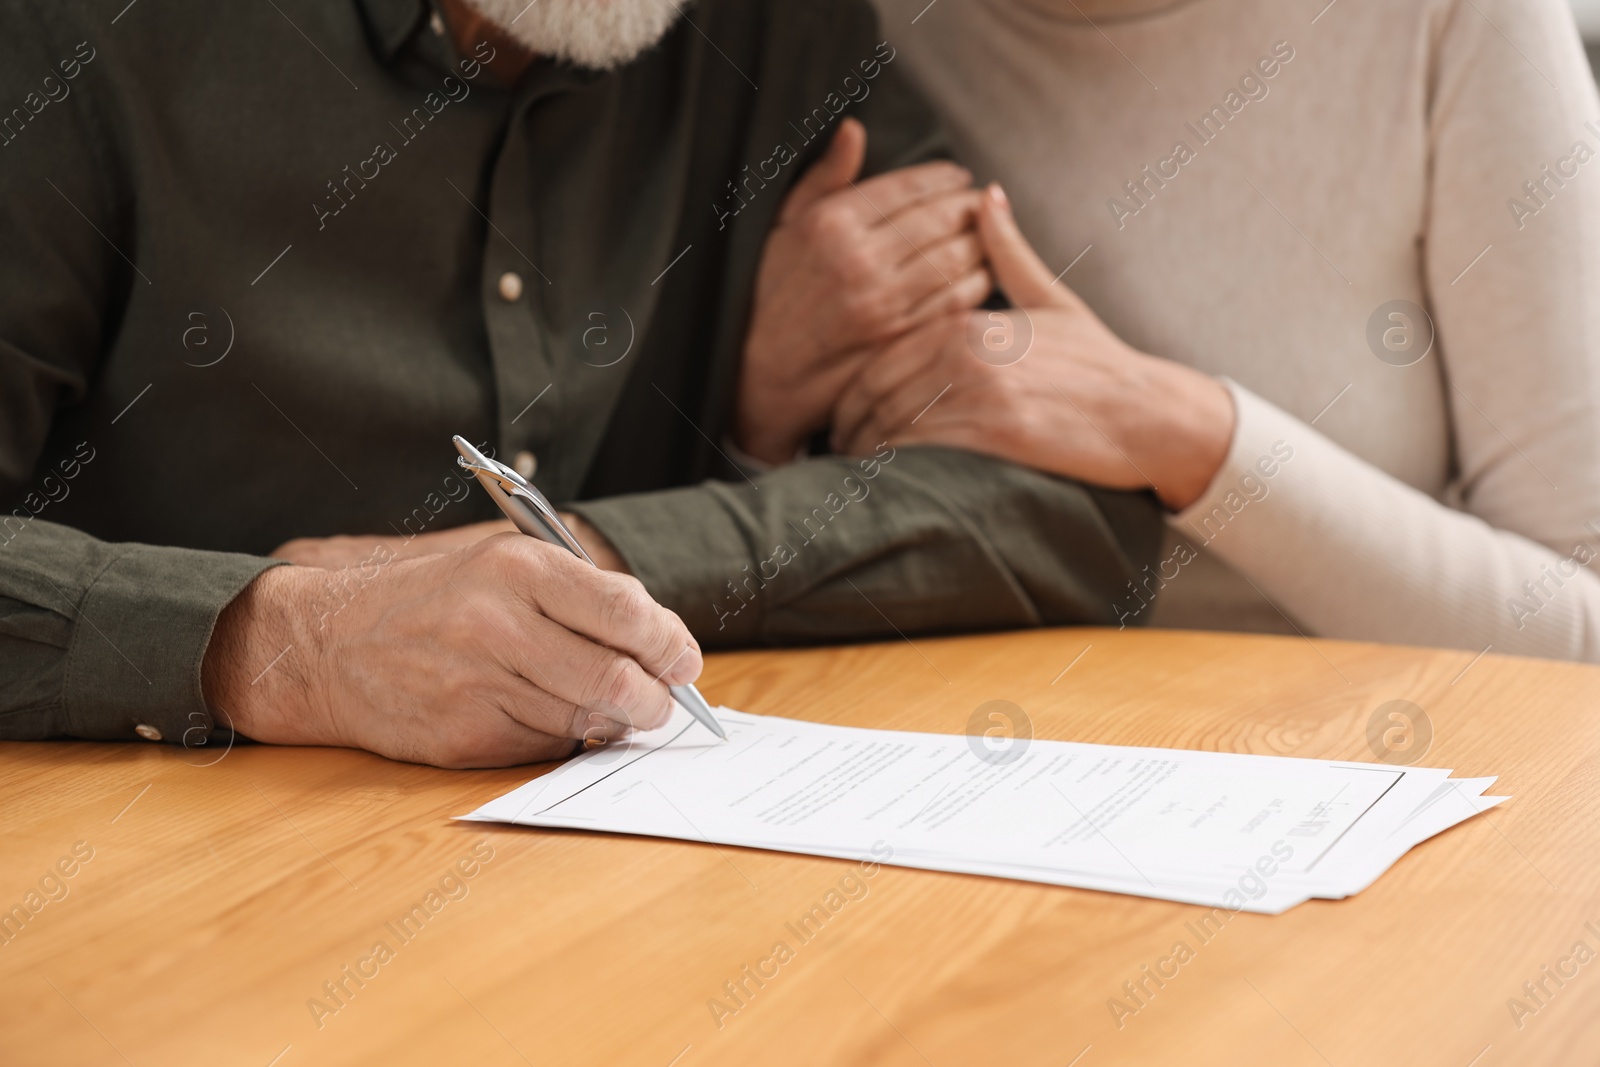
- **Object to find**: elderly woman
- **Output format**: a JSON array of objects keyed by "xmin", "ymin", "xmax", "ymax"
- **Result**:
[{"xmin": 841, "ymin": 0, "xmax": 1600, "ymax": 659}]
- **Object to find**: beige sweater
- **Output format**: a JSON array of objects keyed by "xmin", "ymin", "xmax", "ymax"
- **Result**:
[{"xmin": 872, "ymin": 0, "xmax": 1600, "ymax": 661}]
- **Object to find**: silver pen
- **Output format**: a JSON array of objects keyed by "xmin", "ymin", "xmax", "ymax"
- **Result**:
[{"xmin": 452, "ymin": 435, "xmax": 727, "ymax": 742}]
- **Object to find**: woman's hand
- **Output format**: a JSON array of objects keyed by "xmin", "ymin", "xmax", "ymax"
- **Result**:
[{"xmin": 831, "ymin": 185, "xmax": 1236, "ymax": 512}]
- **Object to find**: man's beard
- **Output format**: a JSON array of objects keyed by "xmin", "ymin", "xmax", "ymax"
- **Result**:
[{"xmin": 463, "ymin": 0, "xmax": 685, "ymax": 71}]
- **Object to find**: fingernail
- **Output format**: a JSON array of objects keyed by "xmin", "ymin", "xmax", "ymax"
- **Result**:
[{"xmin": 988, "ymin": 182, "xmax": 1009, "ymax": 209}]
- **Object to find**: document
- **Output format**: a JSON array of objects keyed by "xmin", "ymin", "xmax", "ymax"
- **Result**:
[{"xmin": 462, "ymin": 706, "xmax": 1506, "ymax": 914}]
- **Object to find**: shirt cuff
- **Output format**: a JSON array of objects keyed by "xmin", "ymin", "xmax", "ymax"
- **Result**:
[{"xmin": 63, "ymin": 545, "xmax": 281, "ymax": 745}]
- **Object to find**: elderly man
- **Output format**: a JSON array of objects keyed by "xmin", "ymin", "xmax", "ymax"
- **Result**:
[{"xmin": 0, "ymin": 0, "xmax": 1159, "ymax": 767}]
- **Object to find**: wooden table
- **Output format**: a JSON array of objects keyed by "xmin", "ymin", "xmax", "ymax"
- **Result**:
[{"xmin": 2, "ymin": 627, "xmax": 1597, "ymax": 1066}]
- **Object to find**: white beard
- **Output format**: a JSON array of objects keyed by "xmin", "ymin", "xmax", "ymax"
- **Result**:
[{"xmin": 463, "ymin": 0, "xmax": 686, "ymax": 71}]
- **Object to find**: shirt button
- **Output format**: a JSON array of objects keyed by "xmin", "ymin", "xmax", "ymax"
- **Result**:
[
  {"xmin": 498, "ymin": 271, "xmax": 523, "ymax": 303},
  {"xmin": 134, "ymin": 723, "xmax": 163, "ymax": 742},
  {"xmin": 512, "ymin": 451, "xmax": 538, "ymax": 480}
]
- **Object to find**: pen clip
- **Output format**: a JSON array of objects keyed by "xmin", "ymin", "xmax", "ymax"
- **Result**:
[
  {"xmin": 452, "ymin": 437, "xmax": 596, "ymax": 566},
  {"xmin": 458, "ymin": 454, "xmax": 531, "ymax": 496}
]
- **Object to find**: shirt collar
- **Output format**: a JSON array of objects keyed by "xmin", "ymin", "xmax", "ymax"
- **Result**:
[{"xmin": 353, "ymin": 0, "xmax": 429, "ymax": 61}]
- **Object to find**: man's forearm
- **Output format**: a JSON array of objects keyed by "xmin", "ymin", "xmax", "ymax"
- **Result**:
[{"xmin": 569, "ymin": 446, "xmax": 1162, "ymax": 647}]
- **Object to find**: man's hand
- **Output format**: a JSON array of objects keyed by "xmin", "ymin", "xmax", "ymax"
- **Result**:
[
  {"xmin": 203, "ymin": 533, "xmax": 695, "ymax": 768},
  {"xmin": 832, "ymin": 185, "xmax": 1234, "ymax": 512},
  {"xmin": 270, "ymin": 520, "xmax": 515, "ymax": 568},
  {"xmin": 735, "ymin": 118, "xmax": 993, "ymax": 465},
  {"xmin": 270, "ymin": 514, "xmax": 629, "ymax": 573}
]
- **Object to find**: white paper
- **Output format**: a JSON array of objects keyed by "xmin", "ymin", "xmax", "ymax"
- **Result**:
[{"xmin": 462, "ymin": 706, "xmax": 1505, "ymax": 914}]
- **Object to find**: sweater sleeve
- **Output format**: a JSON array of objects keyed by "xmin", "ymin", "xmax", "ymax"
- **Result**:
[{"xmin": 1172, "ymin": 376, "xmax": 1600, "ymax": 659}]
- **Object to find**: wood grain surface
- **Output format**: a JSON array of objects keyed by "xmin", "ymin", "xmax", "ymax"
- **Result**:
[{"xmin": 1, "ymin": 627, "xmax": 1596, "ymax": 1067}]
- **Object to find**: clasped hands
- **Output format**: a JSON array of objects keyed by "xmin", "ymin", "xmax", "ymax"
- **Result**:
[{"xmin": 738, "ymin": 119, "xmax": 1235, "ymax": 511}]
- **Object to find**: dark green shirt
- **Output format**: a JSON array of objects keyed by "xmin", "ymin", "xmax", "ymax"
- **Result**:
[{"xmin": 0, "ymin": 0, "xmax": 1160, "ymax": 747}]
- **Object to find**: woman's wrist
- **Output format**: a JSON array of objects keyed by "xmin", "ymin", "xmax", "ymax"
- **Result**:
[{"xmin": 1132, "ymin": 360, "xmax": 1236, "ymax": 512}]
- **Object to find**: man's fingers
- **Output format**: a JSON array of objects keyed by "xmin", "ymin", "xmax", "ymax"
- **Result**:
[
  {"xmin": 778, "ymin": 117, "xmax": 867, "ymax": 224},
  {"xmin": 535, "ymin": 614, "xmax": 679, "ymax": 732},
  {"xmin": 883, "ymin": 190, "xmax": 984, "ymax": 263},
  {"xmin": 977, "ymin": 183, "xmax": 1077, "ymax": 310},
  {"xmin": 856, "ymin": 235, "xmax": 987, "ymax": 339},
  {"xmin": 889, "ymin": 230, "xmax": 986, "ymax": 296},
  {"xmin": 847, "ymin": 358, "xmax": 957, "ymax": 449},
  {"xmin": 831, "ymin": 320, "xmax": 953, "ymax": 448},
  {"xmin": 436, "ymin": 719, "xmax": 579, "ymax": 770},
  {"xmin": 847, "ymin": 160, "xmax": 974, "ymax": 227},
  {"xmin": 572, "ymin": 707, "xmax": 636, "ymax": 746},
  {"xmin": 480, "ymin": 607, "xmax": 678, "ymax": 734},
  {"xmin": 499, "ymin": 540, "xmax": 702, "ymax": 686},
  {"xmin": 563, "ymin": 637, "xmax": 678, "ymax": 733},
  {"xmin": 456, "ymin": 712, "xmax": 579, "ymax": 769},
  {"xmin": 903, "ymin": 265, "xmax": 993, "ymax": 326},
  {"xmin": 408, "ymin": 678, "xmax": 580, "ymax": 769}
]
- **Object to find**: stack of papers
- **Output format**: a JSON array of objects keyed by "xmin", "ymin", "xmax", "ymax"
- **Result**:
[{"xmin": 462, "ymin": 706, "xmax": 1507, "ymax": 914}]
